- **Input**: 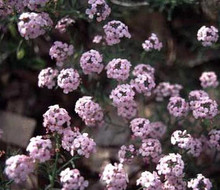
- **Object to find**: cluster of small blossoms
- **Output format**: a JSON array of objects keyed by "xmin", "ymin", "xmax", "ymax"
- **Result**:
[
  {"xmin": 18, "ymin": 12, "xmax": 53, "ymax": 40},
  {"xmin": 199, "ymin": 71, "xmax": 219, "ymax": 88},
  {"xmin": 55, "ymin": 17, "xmax": 75, "ymax": 33},
  {"xmin": 171, "ymin": 130, "xmax": 202, "ymax": 157},
  {"xmin": 197, "ymin": 26, "xmax": 219, "ymax": 46},
  {"xmin": 118, "ymin": 144, "xmax": 136, "ymax": 164},
  {"xmin": 86, "ymin": 0, "xmax": 111, "ymax": 22},
  {"xmin": 38, "ymin": 67, "xmax": 58, "ymax": 89},
  {"xmin": 26, "ymin": 136, "xmax": 52, "ymax": 163},
  {"xmin": 25, "ymin": 0, "xmax": 49, "ymax": 10},
  {"xmin": 0, "ymin": 0, "xmax": 26, "ymax": 17},
  {"xmin": 4, "ymin": 155, "xmax": 35, "ymax": 183},
  {"xmin": 117, "ymin": 100, "xmax": 138, "ymax": 120},
  {"xmin": 57, "ymin": 68, "xmax": 81, "ymax": 94},
  {"xmin": 188, "ymin": 174, "xmax": 212, "ymax": 190},
  {"xmin": 60, "ymin": 168, "xmax": 89, "ymax": 190},
  {"xmin": 101, "ymin": 163, "xmax": 128, "ymax": 190},
  {"xmin": 149, "ymin": 122, "xmax": 167, "ymax": 139},
  {"xmin": 132, "ymin": 64, "xmax": 155, "ymax": 78},
  {"xmin": 62, "ymin": 127, "xmax": 96, "ymax": 158},
  {"xmin": 188, "ymin": 90, "xmax": 209, "ymax": 109},
  {"xmin": 103, "ymin": 20, "xmax": 131, "ymax": 45},
  {"xmin": 208, "ymin": 129, "xmax": 220, "ymax": 151},
  {"xmin": 43, "ymin": 105, "xmax": 71, "ymax": 134},
  {"xmin": 106, "ymin": 58, "xmax": 131, "ymax": 81},
  {"xmin": 154, "ymin": 82, "xmax": 182, "ymax": 101},
  {"xmin": 167, "ymin": 97, "xmax": 189, "ymax": 117},
  {"xmin": 142, "ymin": 33, "xmax": 163, "ymax": 52},
  {"xmin": 192, "ymin": 97, "xmax": 218, "ymax": 119},
  {"xmin": 49, "ymin": 41, "xmax": 74, "ymax": 67},
  {"xmin": 75, "ymin": 96, "xmax": 104, "ymax": 127},
  {"xmin": 110, "ymin": 84, "xmax": 135, "ymax": 106},
  {"xmin": 139, "ymin": 138, "xmax": 162, "ymax": 163},
  {"xmin": 80, "ymin": 50, "xmax": 104, "ymax": 75},
  {"xmin": 130, "ymin": 73, "xmax": 156, "ymax": 96},
  {"xmin": 130, "ymin": 118, "xmax": 152, "ymax": 139},
  {"xmin": 136, "ymin": 171, "xmax": 162, "ymax": 190},
  {"xmin": 156, "ymin": 153, "xmax": 184, "ymax": 177},
  {"xmin": 163, "ymin": 176, "xmax": 187, "ymax": 190}
]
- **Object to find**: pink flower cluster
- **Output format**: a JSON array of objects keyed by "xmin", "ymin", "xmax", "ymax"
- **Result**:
[
  {"xmin": 62, "ymin": 127, "xmax": 96, "ymax": 158},
  {"xmin": 101, "ymin": 163, "xmax": 128, "ymax": 190},
  {"xmin": 57, "ymin": 68, "xmax": 81, "ymax": 94},
  {"xmin": 199, "ymin": 71, "xmax": 219, "ymax": 88},
  {"xmin": 130, "ymin": 73, "xmax": 156, "ymax": 97},
  {"xmin": 60, "ymin": 168, "xmax": 89, "ymax": 190},
  {"xmin": 139, "ymin": 138, "xmax": 162, "ymax": 163},
  {"xmin": 142, "ymin": 33, "xmax": 163, "ymax": 52},
  {"xmin": 86, "ymin": 0, "xmax": 111, "ymax": 22},
  {"xmin": 154, "ymin": 82, "xmax": 182, "ymax": 102},
  {"xmin": 55, "ymin": 17, "xmax": 75, "ymax": 33},
  {"xmin": 26, "ymin": 136, "xmax": 52, "ymax": 163},
  {"xmin": 49, "ymin": 41, "xmax": 74, "ymax": 67},
  {"xmin": 18, "ymin": 12, "xmax": 53, "ymax": 40},
  {"xmin": 188, "ymin": 90, "xmax": 209, "ymax": 109},
  {"xmin": 188, "ymin": 174, "xmax": 212, "ymax": 190},
  {"xmin": 118, "ymin": 144, "xmax": 136, "ymax": 164},
  {"xmin": 43, "ymin": 105, "xmax": 71, "ymax": 134},
  {"xmin": 38, "ymin": 67, "xmax": 58, "ymax": 89},
  {"xmin": 132, "ymin": 64, "xmax": 155, "ymax": 78},
  {"xmin": 137, "ymin": 171, "xmax": 162, "ymax": 190},
  {"xmin": 156, "ymin": 153, "xmax": 184, "ymax": 177},
  {"xmin": 80, "ymin": 49, "xmax": 104, "ymax": 75},
  {"xmin": 103, "ymin": 20, "xmax": 131, "ymax": 45},
  {"xmin": 117, "ymin": 100, "xmax": 138, "ymax": 120},
  {"xmin": 171, "ymin": 130, "xmax": 202, "ymax": 157},
  {"xmin": 25, "ymin": 0, "xmax": 49, "ymax": 10},
  {"xmin": 197, "ymin": 26, "xmax": 219, "ymax": 46},
  {"xmin": 106, "ymin": 58, "xmax": 131, "ymax": 81},
  {"xmin": 167, "ymin": 97, "xmax": 189, "ymax": 117},
  {"xmin": 5, "ymin": 155, "xmax": 35, "ymax": 183},
  {"xmin": 0, "ymin": 0, "xmax": 26, "ymax": 17},
  {"xmin": 163, "ymin": 176, "xmax": 187, "ymax": 190},
  {"xmin": 130, "ymin": 118, "xmax": 151, "ymax": 139},
  {"xmin": 208, "ymin": 129, "xmax": 220, "ymax": 151},
  {"xmin": 75, "ymin": 96, "xmax": 104, "ymax": 127}
]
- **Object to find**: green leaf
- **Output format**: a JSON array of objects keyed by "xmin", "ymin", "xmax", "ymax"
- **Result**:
[{"xmin": 17, "ymin": 48, "xmax": 25, "ymax": 60}]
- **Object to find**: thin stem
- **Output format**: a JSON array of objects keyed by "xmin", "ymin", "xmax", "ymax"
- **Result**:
[{"xmin": 57, "ymin": 156, "xmax": 80, "ymax": 174}]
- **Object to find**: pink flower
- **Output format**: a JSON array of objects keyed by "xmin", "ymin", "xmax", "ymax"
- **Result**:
[
  {"xmin": 137, "ymin": 171, "xmax": 162, "ymax": 190},
  {"xmin": 130, "ymin": 118, "xmax": 152, "ymax": 139},
  {"xmin": 188, "ymin": 90, "xmax": 209, "ymax": 110},
  {"xmin": 25, "ymin": 0, "xmax": 49, "ymax": 10},
  {"xmin": 110, "ymin": 84, "xmax": 135, "ymax": 106},
  {"xmin": 118, "ymin": 144, "xmax": 136, "ymax": 164},
  {"xmin": 208, "ymin": 129, "xmax": 220, "ymax": 151},
  {"xmin": 75, "ymin": 96, "xmax": 104, "ymax": 127},
  {"xmin": 5, "ymin": 155, "xmax": 35, "ymax": 183},
  {"xmin": 103, "ymin": 20, "xmax": 131, "ymax": 45},
  {"xmin": 26, "ymin": 136, "xmax": 52, "ymax": 163},
  {"xmin": 38, "ymin": 67, "xmax": 58, "ymax": 89},
  {"xmin": 86, "ymin": 0, "xmax": 111, "ymax": 22},
  {"xmin": 139, "ymin": 138, "xmax": 162, "ymax": 163},
  {"xmin": 101, "ymin": 163, "xmax": 128, "ymax": 190},
  {"xmin": 142, "ymin": 33, "xmax": 163, "ymax": 52},
  {"xmin": 62, "ymin": 127, "xmax": 96, "ymax": 158},
  {"xmin": 117, "ymin": 100, "xmax": 138, "ymax": 120},
  {"xmin": 55, "ymin": 17, "xmax": 75, "ymax": 33},
  {"xmin": 80, "ymin": 49, "xmax": 104, "ymax": 75},
  {"xmin": 106, "ymin": 58, "xmax": 131, "ymax": 81},
  {"xmin": 43, "ymin": 105, "xmax": 71, "ymax": 134},
  {"xmin": 199, "ymin": 71, "xmax": 219, "ymax": 88},
  {"xmin": 132, "ymin": 64, "xmax": 155, "ymax": 78},
  {"xmin": 18, "ymin": 12, "xmax": 53, "ymax": 40},
  {"xmin": 57, "ymin": 68, "xmax": 81, "ymax": 94},
  {"xmin": 60, "ymin": 168, "xmax": 89, "ymax": 190},
  {"xmin": 49, "ymin": 41, "xmax": 74, "ymax": 67},
  {"xmin": 167, "ymin": 97, "xmax": 189, "ymax": 117},
  {"xmin": 156, "ymin": 153, "xmax": 184, "ymax": 177},
  {"xmin": 149, "ymin": 122, "xmax": 167, "ymax": 139},
  {"xmin": 197, "ymin": 26, "xmax": 218, "ymax": 46},
  {"xmin": 163, "ymin": 176, "xmax": 187, "ymax": 190},
  {"xmin": 188, "ymin": 174, "xmax": 212, "ymax": 190},
  {"xmin": 93, "ymin": 35, "xmax": 103, "ymax": 44}
]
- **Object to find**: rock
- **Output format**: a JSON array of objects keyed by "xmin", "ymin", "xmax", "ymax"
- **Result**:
[{"xmin": 0, "ymin": 111, "xmax": 36, "ymax": 148}]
